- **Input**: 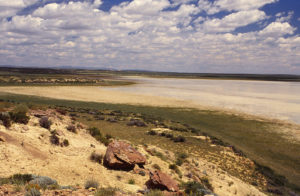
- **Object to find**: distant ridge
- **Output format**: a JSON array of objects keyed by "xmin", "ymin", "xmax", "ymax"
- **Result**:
[{"xmin": 0, "ymin": 65, "xmax": 299, "ymax": 81}]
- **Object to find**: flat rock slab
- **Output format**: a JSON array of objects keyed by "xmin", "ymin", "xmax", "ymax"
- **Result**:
[
  {"xmin": 146, "ymin": 170, "xmax": 179, "ymax": 192},
  {"xmin": 104, "ymin": 140, "xmax": 146, "ymax": 170}
]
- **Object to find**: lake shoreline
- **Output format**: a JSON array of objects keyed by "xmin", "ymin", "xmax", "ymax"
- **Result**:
[
  {"xmin": 0, "ymin": 85, "xmax": 299, "ymax": 142},
  {"xmin": 0, "ymin": 91, "xmax": 299, "ymax": 189}
]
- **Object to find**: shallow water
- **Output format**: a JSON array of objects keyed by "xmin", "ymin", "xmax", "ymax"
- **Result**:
[{"xmin": 105, "ymin": 76, "xmax": 300, "ymax": 124}]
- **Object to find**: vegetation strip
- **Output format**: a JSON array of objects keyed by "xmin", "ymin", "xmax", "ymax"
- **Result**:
[{"xmin": 0, "ymin": 92, "xmax": 299, "ymax": 193}]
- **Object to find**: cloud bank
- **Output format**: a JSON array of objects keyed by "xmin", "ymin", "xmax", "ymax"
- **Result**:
[{"xmin": 0, "ymin": 0, "xmax": 299, "ymax": 73}]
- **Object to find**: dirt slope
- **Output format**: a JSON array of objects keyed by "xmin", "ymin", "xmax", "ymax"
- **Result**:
[{"xmin": 0, "ymin": 111, "xmax": 266, "ymax": 196}]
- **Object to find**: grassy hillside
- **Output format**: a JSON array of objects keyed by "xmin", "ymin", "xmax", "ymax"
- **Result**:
[{"xmin": 0, "ymin": 92, "xmax": 299, "ymax": 193}]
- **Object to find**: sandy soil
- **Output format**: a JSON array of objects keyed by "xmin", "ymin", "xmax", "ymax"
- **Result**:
[
  {"xmin": 0, "ymin": 86, "xmax": 192, "ymax": 108},
  {"xmin": 1, "ymin": 86, "xmax": 300, "ymax": 142},
  {"xmin": 0, "ymin": 113, "xmax": 147, "ymax": 193},
  {"xmin": 0, "ymin": 112, "xmax": 266, "ymax": 196}
]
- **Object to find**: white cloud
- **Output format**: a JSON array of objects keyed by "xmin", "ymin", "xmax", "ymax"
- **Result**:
[
  {"xmin": 259, "ymin": 22, "xmax": 295, "ymax": 37},
  {"xmin": 33, "ymin": 1, "xmax": 100, "ymax": 19},
  {"xmin": 111, "ymin": 0, "xmax": 170, "ymax": 16},
  {"xmin": 201, "ymin": 10, "xmax": 266, "ymax": 33},
  {"xmin": 214, "ymin": 0, "xmax": 277, "ymax": 11},
  {"xmin": 0, "ymin": 0, "xmax": 38, "ymax": 19},
  {"xmin": 0, "ymin": 0, "xmax": 299, "ymax": 73},
  {"xmin": 198, "ymin": 0, "xmax": 277, "ymax": 14},
  {"xmin": 276, "ymin": 11, "xmax": 294, "ymax": 22},
  {"xmin": 7, "ymin": 15, "xmax": 43, "ymax": 34}
]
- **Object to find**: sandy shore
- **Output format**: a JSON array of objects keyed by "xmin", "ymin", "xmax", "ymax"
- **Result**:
[
  {"xmin": 0, "ymin": 86, "xmax": 193, "ymax": 108},
  {"xmin": 1, "ymin": 86, "xmax": 300, "ymax": 141}
]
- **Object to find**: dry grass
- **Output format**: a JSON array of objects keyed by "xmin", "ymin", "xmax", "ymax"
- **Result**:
[{"xmin": 0, "ymin": 93, "xmax": 299, "ymax": 192}]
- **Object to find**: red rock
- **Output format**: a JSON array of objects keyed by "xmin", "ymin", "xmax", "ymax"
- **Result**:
[
  {"xmin": 146, "ymin": 170, "xmax": 179, "ymax": 192},
  {"xmin": 104, "ymin": 140, "xmax": 146, "ymax": 170}
]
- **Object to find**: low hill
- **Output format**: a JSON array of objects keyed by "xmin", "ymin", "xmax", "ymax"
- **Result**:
[{"xmin": 0, "ymin": 106, "xmax": 271, "ymax": 195}]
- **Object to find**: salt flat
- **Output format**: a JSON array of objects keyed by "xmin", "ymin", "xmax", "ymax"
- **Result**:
[
  {"xmin": 1, "ymin": 77, "xmax": 300, "ymax": 140},
  {"xmin": 105, "ymin": 76, "xmax": 300, "ymax": 124},
  {"xmin": 1, "ymin": 77, "xmax": 300, "ymax": 124}
]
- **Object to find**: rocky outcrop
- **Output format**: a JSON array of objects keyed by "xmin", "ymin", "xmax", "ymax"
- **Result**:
[
  {"xmin": 103, "ymin": 140, "xmax": 146, "ymax": 170},
  {"xmin": 146, "ymin": 170, "xmax": 179, "ymax": 192}
]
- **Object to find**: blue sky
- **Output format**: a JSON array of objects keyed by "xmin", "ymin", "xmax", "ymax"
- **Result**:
[{"xmin": 0, "ymin": 0, "xmax": 299, "ymax": 73}]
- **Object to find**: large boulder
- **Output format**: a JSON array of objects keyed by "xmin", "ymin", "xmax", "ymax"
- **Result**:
[
  {"xmin": 146, "ymin": 170, "xmax": 179, "ymax": 192},
  {"xmin": 103, "ymin": 140, "xmax": 146, "ymax": 170}
]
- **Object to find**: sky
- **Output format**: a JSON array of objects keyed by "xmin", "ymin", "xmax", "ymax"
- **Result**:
[{"xmin": 0, "ymin": 0, "xmax": 299, "ymax": 74}]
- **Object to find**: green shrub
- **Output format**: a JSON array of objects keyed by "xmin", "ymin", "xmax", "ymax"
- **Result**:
[
  {"xmin": 50, "ymin": 132, "xmax": 60, "ymax": 145},
  {"xmin": 66, "ymin": 125, "xmax": 76, "ymax": 133},
  {"xmin": 175, "ymin": 158, "xmax": 184, "ymax": 166},
  {"xmin": 210, "ymin": 136, "xmax": 227, "ymax": 146},
  {"xmin": 105, "ymin": 134, "xmax": 113, "ymax": 140},
  {"xmin": 9, "ymin": 111, "xmax": 30, "ymax": 124},
  {"xmin": 172, "ymin": 136, "xmax": 186, "ymax": 143},
  {"xmin": 88, "ymin": 127, "xmax": 110, "ymax": 146},
  {"xmin": 0, "ymin": 178, "xmax": 10, "ymax": 185},
  {"xmin": 69, "ymin": 113, "xmax": 78, "ymax": 117},
  {"xmin": 84, "ymin": 179, "xmax": 99, "ymax": 189},
  {"xmin": 128, "ymin": 179, "xmax": 135, "ymax": 184},
  {"xmin": 165, "ymin": 133, "xmax": 173, "ymax": 138},
  {"xmin": 14, "ymin": 184, "xmax": 22, "ymax": 192},
  {"xmin": 147, "ymin": 130, "xmax": 157, "ymax": 135},
  {"xmin": 176, "ymin": 152, "xmax": 188, "ymax": 166},
  {"xmin": 181, "ymin": 181, "xmax": 205, "ymax": 196},
  {"xmin": 152, "ymin": 150, "xmax": 167, "ymax": 161},
  {"xmin": 63, "ymin": 139, "xmax": 69, "ymax": 147},
  {"xmin": 94, "ymin": 135, "xmax": 109, "ymax": 146},
  {"xmin": 88, "ymin": 127, "xmax": 102, "ymax": 137},
  {"xmin": 169, "ymin": 164, "xmax": 178, "ymax": 170},
  {"xmin": 138, "ymin": 170, "xmax": 146, "ymax": 176},
  {"xmin": 99, "ymin": 137, "xmax": 110, "ymax": 146},
  {"xmin": 116, "ymin": 175, "xmax": 122, "ymax": 181},
  {"xmin": 56, "ymin": 108, "xmax": 67, "ymax": 115},
  {"xmin": 25, "ymin": 188, "xmax": 41, "ymax": 196},
  {"xmin": 39, "ymin": 116, "xmax": 52, "ymax": 129},
  {"xmin": 47, "ymin": 183, "xmax": 60, "ymax": 190},
  {"xmin": 200, "ymin": 177, "xmax": 213, "ymax": 191},
  {"xmin": 190, "ymin": 128, "xmax": 201, "ymax": 134},
  {"xmin": 94, "ymin": 187, "xmax": 117, "ymax": 196},
  {"xmin": 169, "ymin": 164, "xmax": 182, "ymax": 176},
  {"xmin": 145, "ymin": 190, "xmax": 164, "ymax": 196},
  {"xmin": 9, "ymin": 174, "xmax": 33, "ymax": 185},
  {"xmin": 0, "ymin": 112, "xmax": 11, "ymax": 128},
  {"xmin": 152, "ymin": 164, "xmax": 161, "ymax": 170},
  {"xmin": 9, "ymin": 105, "xmax": 30, "ymax": 124},
  {"xmin": 12, "ymin": 104, "xmax": 29, "ymax": 114},
  {"xmin": 177, "ymin": 152, "xmax": 188, "ymax": 159},
  {"xmin": 90, "ymin": 151, "xmax": 103, "ymax": 164},
  {"xmin": 255, "ymin": 163, "xmax": 287, "ymax": 186},
  {"xmin": 29, "ymin": 175, "xmax": 57, "ymax": 188}
]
